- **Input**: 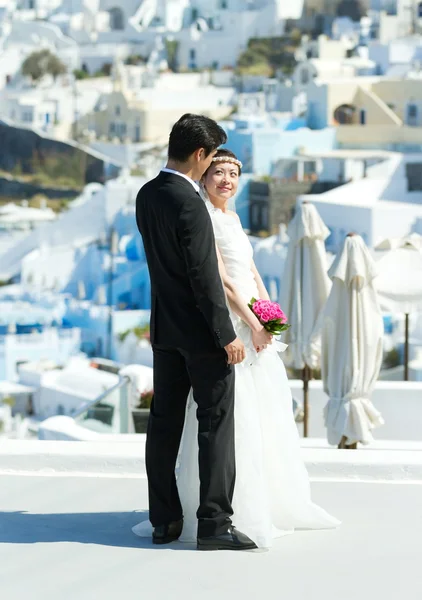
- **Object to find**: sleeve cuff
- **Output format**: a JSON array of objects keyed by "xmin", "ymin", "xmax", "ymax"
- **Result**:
[{"xmin": 214, "ymin": 326, "xmax": 237, "ymax": 349}]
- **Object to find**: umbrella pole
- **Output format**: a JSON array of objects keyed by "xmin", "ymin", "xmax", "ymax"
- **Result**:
[
  {"xmin": 303, "ymin": 365, "xmax": 311, "ymax": 437},
  {"xmin": 404, "ymin": 313, "xmax": 409, "ymax": 381}
]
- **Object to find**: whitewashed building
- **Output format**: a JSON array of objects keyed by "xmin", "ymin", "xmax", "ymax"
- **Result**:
[
  {"xmin": 299, "ymin": 151, "xmax": 422, "ymax": 252},
  {"xmin": 30, "ymin": 0, "xmax": 307, "ymax": 69}
]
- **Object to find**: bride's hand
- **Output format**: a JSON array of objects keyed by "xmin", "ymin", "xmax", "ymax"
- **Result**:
[{"xmin": 252, "ymin": 327, "xmax": 273, "ymax": 353}]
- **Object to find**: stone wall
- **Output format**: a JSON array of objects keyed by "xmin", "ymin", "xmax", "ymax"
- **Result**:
[
  {"xmin": 249, "ymin": 179, "xmax": 343, "ymax": 234},
  {"xmin": 269, "ymin": 180, "xmax": 342, "ymax": 229},
  {"xmin": 0, "ymin": 121, "xmax": 119, "ymax": 187},
  {"xmin": 0, "ymin": 176, "xmax": 80, "ymax": 200}
]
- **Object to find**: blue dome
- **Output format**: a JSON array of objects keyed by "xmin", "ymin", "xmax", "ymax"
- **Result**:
[{"xmin": 125, "ymin": 235, "xmax": 144, "ymax": 261}]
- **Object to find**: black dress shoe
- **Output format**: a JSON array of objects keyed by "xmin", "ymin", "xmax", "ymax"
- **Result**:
[
  {"xmin": 197, "ymin": 526, "xmax": 257, "ymax": 551},
  {"xmin": 152, "ymin": 519, "xmax": 183, "ymax": 545}
]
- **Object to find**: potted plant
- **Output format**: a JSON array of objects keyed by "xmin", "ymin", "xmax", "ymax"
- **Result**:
[{"xmin": 132, "ymin": 389, "xmax": 153, "ymax": 433}]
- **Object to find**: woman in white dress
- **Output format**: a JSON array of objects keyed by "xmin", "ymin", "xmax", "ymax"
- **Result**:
[{"xmin": 134, "ymin": 149, "xmax": 340, "ymax": 548}]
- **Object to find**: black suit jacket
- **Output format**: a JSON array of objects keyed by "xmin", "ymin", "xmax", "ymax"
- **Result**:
[{"xmin": 136, "ymin": 171, "xmax": 236, "ymax": 351}]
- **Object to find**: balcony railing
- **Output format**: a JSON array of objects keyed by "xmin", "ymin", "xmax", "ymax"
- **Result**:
[
  {"xmin": 72, "ymin": 375, "xmax": 133, "ymax": 434},
  {"xmin": 0, "ymin": 328, "xmax": 80, "ymax": 345}
]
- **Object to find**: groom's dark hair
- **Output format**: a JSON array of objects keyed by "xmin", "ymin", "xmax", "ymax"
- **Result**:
[{"xmin": 168, "ymin": 113, "xmax": 227, "ymax": 162}]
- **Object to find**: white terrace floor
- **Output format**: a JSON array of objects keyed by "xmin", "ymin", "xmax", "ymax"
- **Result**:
[{"xmin": 1, "ymin": 441, "xmax": 422, "ymax": 600}]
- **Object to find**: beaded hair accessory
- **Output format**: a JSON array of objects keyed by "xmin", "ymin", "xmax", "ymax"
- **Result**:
[{"xmin": 212, "ymin": 156, "xmax": 243, "ymax": 169}]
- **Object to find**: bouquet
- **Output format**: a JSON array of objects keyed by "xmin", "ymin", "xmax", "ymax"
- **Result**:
[{"xmin": 248, "ymin": 298, "xmax": 290, "ymax": 336}]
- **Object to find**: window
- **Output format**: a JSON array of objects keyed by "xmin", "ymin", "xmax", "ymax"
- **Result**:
[
  {"xmin": 261, "ymin": 205, "xmax": 268, "ymax": 229},
  {"xmin": 115, "ymin": 105, "xmax": 121, "ymax": 116},
  {"xmin": 407, "ymin": 103, "xmax": 418, "ymax": 125},
  {"xmin": 22, "ymin": 111, "xmax": 33, "ymax": 122},
  {"xmin": 113, "ymin": 123, "xmax": 126, "ymax": 136},
  {"xmin": 109, "ymin": 7, "xmax": 124, "ymax": 30},
  {"xmin": 406, "ymin": 162, "xmax": 422, "ymax": 191},
  {"xmin": 408, "ymin": 104, "xmax": 417, "ymax": 118},
  {"xmin": 359, "ymin": 109, "xmax": 366, "ymax": 125},
  {"xmin": 251, "ymin": 204, "xmax": 259, "ymax": 227},
  {"xmin": 333, "ymin": 104, "xmax": 356, "ymax": 125},
  {"xmin": 220, "ymin": 0, "xmax": 228, "ymax": 7},
  {"xmin": 189, "ymin": 49, "xmax": 196, "ymax": 60},
  {"xmin": 250, "ymin": 203, "xmax": 268, "ymax": 232},
  {"xmin": 300, "ymin": 68, "xmax": 309, "ymax": 85}
]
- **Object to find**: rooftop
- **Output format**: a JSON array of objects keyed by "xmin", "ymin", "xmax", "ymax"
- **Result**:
[
  {"xmin": 300, "ymin": 149, "xmax": 395, "ymax": 160},
  {"xmin": 0, "ymin": 440, "xmax": 421, "ymax": 600}
]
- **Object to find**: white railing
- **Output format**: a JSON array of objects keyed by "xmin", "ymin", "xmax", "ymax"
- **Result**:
[
  {"xmin": 291, "ymin": 379, "xmax": 422, "ymax": 441},
  {"xmin": 72, "ymin": 376, "xmax": 132, "ymax": 435},
  {"xmin": 0, "ymin": 328, "xmax": 80, "ymax": 345}
]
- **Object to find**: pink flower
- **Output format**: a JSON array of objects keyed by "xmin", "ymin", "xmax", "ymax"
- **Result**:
[
  {"xmin": 252, "ymin": 300, "xmax": 270, "ymax": 320},
  {"xmin": 252, "ymin": 299, "xmax": 288, "ymax": 325}
]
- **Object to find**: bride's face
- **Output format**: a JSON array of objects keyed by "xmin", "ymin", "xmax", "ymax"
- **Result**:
[{"xmin": 203, "ymin": 161, "xmax": 240, "ymax": 203}]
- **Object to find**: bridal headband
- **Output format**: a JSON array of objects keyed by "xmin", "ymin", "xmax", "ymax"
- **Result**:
[{"xmin": 212, "ymin": 156, "xmax": 243, "ymax": 169}]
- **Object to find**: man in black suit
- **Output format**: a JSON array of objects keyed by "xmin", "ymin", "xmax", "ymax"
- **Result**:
[{"xmin": 136, "ymin": 114, "xmax": 256, "ymax": 551}]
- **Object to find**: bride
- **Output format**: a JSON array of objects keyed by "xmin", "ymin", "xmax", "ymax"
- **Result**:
[{"xmin": 133, "ymin": 149, "xmax": 340, "ymax": 548}]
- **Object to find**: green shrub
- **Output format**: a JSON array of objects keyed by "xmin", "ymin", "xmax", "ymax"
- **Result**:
[
  {"xmin": 138, "ymin": 390, "xmax": 153, "ymax": 409},
  {"xmin": 22, "ymin": 49, "xmax": 66, "ymax": 82},
  {"xmin": 118, "ymin": 324, "xmax": 150, "ymax": 343},
  {"xmin": 383, "ymin": 348, "xmax": 401, "ymax": 369},
  {"xmin": 236, "ymin": 35, "xmax": 298, "ymax": 77},
  {"xmin": 2, "ymin": 396, "xmax": 15, "ymax": 407},
  {"xmin": 73, "ymin": 68, "xmax": 89, "ymax": 80}
]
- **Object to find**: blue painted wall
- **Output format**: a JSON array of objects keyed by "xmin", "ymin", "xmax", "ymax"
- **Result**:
[{"xmin": 224, "ymin": 127, "xmax": 336, "ymax": 175}]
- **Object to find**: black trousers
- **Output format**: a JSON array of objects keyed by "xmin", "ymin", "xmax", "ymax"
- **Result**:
[{"xmin": 146, "ymin": 344, "xmax": 236, "ymax": 538}]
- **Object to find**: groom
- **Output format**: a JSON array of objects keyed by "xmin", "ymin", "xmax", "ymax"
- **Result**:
[{"xmin": 136, "ymin": 113, "xmax": 256, "ymax": 551}]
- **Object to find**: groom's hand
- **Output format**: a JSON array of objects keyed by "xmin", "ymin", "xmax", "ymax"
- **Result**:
[{"xmin": 224, "ymin": 337, "xmax": 246, "ymax": 365}]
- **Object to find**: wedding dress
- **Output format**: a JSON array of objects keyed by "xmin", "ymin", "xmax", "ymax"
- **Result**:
[{"xmin": 133, "ymin": 200, "xmax": 340, "ymax": 548}]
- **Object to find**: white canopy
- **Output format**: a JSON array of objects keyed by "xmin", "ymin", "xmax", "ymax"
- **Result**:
[
  {"xmin": 0, "ymin": 203, "xmax": 20, "ymax": 215},
  {"xmin": 375, "ymin": 232, "xmax": 422, "ymax": 251},
  {"xmin": 321, "ymin": 235, "xmax": 384, "ymax": 446},
  {"xmin": 279, "ymin": 202, "xmax": 331, "ymax": 370},
  {"xmin": 375, "ymin": 235, "xmax": 422, "ymax": 313},
  {"xmin": 0, "ymin": 206, "xmax": 56, "ymax": 224},
  {"xmin": 0, "ymin": 381, "xmax": 34, "ymax": 395}
]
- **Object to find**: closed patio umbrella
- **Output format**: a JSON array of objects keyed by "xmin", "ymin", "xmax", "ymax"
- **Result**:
[
  {"xmin": 321, "ymin": 233, "xmax": 384, "ymax": 448},
  {"xmin": 280, "ymin": 201, "xmax": 331, "ymax": 436}
]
